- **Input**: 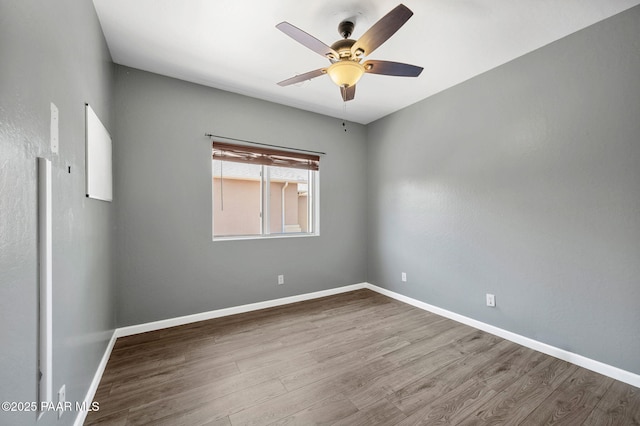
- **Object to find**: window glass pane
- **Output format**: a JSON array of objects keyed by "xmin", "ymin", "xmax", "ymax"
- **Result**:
[
  {"xmin": 212, "ymin": 142, "xmax": 319, "ymax": 240},
  {"xmin": 267, "ymin": 166, "xmax": 310, "ymax": 234},
  {"xmin": 212, "ymin": 160, "xmax": 262, "ymax": 237}
]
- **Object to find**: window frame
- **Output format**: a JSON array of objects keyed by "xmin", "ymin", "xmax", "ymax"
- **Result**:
[{"xmin": 211, "ymin": 143, "xmax": 320, "ymax": 241}]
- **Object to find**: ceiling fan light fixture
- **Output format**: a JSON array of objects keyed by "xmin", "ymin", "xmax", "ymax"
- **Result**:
[
  {"xmin": 327, "ymin": 61, "xmax": 365, "ymax": 88},
  {"xmin": 276, "ymin": 4, "xmax": 421, "ymax": 101}
]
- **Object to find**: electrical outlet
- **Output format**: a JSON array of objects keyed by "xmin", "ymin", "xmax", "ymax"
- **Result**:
[
  {"xmin": 278, "ymin": 275, "xmax": 284, "ymax": 285},
  {"xmin": 401, "ymin": 272, "xmax": 407, "ymax": 282},
  {"xmin": 58, "ymin": 384, "xmax": 65, "ymax": 419},
  {"xmin": 486, "ymin": 293, "xmax": 496, "ymax": 307}
]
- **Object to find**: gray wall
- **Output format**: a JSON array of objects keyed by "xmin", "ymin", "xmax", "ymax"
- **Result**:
[
  {"xmin": 113, "ymin": 66, "xmax": 368, "ymax": 326},
  {"xmin": 0, "ymin": 1, "xmax": 116, "ymax": 425},
  {"xmin": 367, "ymin": 6, "xmax": 640, "ymax": 374}
]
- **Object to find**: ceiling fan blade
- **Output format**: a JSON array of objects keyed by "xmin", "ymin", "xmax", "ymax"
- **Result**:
[
  {"xmin": 363, "ymin": 60, "xmax": 423, "ymax": 77},
  {"xmin": 341, "ymin": 85, "xmax": 356, "ymax": 102},
  {"xmin": 276, "ymin": 22, "xmax": 339, "ymax": 60},
  {"xmin": 277, "ymin": 68, "xmax": 326, "ymax": 86},
  {"xmin": 351, "ymin": 4, "xmax": 413, "ymax": 57}
]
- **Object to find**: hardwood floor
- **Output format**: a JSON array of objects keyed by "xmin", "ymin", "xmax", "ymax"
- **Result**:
[{"xmin": 85, "ymin": 289, "xmax": 640, "ymax": 425}]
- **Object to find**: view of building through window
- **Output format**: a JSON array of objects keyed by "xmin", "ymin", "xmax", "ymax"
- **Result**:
[{"xmin": 212, "ymin": 159, "xmax": 317, "ymax": 238}]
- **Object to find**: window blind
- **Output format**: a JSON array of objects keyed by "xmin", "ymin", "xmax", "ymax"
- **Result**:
[{"xmin": 212, "ymin": 142, "xmax": 319, "ymax": 171}]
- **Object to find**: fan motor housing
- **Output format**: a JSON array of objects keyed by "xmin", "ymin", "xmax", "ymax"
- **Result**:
[{"xmin": 331, "ymin": 38, "xmax": 357, "ymax": 59}]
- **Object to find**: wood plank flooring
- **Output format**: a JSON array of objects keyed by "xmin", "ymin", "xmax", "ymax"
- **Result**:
[{"xmin": 84, "ymin": 289, "xmax": 640, "ymax": 425}]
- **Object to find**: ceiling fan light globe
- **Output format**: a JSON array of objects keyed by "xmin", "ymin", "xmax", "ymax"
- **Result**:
[{"xmin": 327, "ymin": 61, "xmax": 365, "ymax": 88}]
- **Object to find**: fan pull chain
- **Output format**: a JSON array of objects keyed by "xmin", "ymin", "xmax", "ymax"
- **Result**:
[{"xmin": 342, "ymin": 101, "xmax": 348, "ymax": 132}]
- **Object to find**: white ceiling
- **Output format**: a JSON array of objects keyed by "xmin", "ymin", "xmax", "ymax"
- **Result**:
[{"xmin": 93, "ymin": 0, "xmax": 639, "ymax": 124}]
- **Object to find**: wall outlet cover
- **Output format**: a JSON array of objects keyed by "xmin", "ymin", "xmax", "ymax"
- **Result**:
[{"xmin": 486, "ymin": 294, "xmax": 496, "ymax": 307}]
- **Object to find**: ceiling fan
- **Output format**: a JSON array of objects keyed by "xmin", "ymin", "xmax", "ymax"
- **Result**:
[{"xmin": 276, "ymin": 3, "xmax": 423, "ymax": 102}]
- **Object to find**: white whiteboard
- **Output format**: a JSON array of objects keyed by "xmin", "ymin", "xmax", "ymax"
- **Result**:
[{"xmin": 85, "ymin": 104, "xmax": 113, "ymax": 202}]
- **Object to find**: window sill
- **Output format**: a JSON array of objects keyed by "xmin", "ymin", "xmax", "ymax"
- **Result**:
[{"xmin": 212, "ymin": 233, "xmax": 319, "ymax": 242}]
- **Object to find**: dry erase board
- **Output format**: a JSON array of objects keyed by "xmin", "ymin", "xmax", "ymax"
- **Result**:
[{"xmin": 85, "ymin": 104, "xmax": 113, "ymax": 202}]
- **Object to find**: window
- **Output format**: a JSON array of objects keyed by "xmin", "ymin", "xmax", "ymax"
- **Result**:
[{"xmin": 212, "ymin": 142, "xmax": 319, "ymax": 239}]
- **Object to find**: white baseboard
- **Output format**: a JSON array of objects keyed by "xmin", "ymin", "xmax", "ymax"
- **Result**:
[
  {"xmin": 363, "ymin": 282, "xmax": 640, "ymax": 389},
  {"xmin": 115, "ymin": 283, "xmax": 367, "ymax": 338},
  {"xmin": 74, "ymin": 331, "xmax": 118, "ymax": 426},
  {"xmin": 77, "ymin": 279, "xmax": 638, "ymax": 424}
]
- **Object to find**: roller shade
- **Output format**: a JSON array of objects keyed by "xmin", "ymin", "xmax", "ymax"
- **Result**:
[{"xmin": 212, "ymin": 142, "xmax": 319, "ymax": 171}]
